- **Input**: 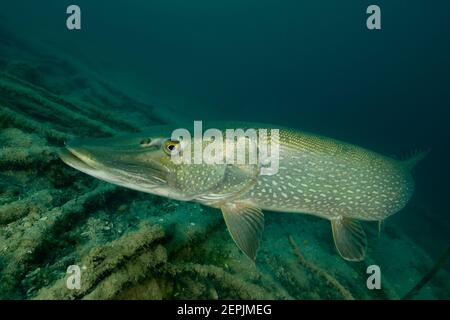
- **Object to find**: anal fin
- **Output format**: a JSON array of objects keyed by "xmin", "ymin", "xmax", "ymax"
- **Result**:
[
  {"xmin": 221, "ymin": 202, "xmax": 264, "ymax": 261},
  {"xmin": 331, "ymin": 217, "xmax": 367, "ymax": 262}
]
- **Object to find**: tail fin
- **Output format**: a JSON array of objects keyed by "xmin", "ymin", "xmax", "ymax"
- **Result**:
[{"xmin": 401, "ymin": 149, "xmax": 430, "ymax": 170}]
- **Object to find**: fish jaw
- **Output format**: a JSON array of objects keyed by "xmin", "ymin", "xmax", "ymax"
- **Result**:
[{"xmin": 59, "ymin": 137, "xmax": 175, "ymax": 196}]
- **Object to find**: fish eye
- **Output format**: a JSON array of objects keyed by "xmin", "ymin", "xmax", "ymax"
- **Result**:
[
  {"xmin": 163, "ymin": 140, "xmax": 180, "ymax": 155},
  {"xmin": 140, "ymin": 138, "xmax": 152, "ymax": 147}
]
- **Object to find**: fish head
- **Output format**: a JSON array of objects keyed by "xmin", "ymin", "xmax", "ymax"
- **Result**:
[{"xmin": 59, "ymin": 127, "xmax": 227, "ymax": 201}]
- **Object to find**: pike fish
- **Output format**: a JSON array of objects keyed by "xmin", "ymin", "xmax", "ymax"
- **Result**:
[{"xmin": 60, "ymin": 122, "xmax": 428, "ymax": 262}]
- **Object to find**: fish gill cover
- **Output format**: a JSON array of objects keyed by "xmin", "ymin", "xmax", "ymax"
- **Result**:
[{"xmin": 0, "ymin": 1, "xmax": 449, "ymax": 300}]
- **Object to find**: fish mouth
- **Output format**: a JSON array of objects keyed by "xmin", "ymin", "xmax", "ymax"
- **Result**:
[
  {"xmin": 59, "ymin": 147, "xmax": 98, "ymax": 173},
  {"xmin": 59, "ymin": 138, "xmax": 170, "ymax": 192},
  {"xmin": 59, "ymin": 145, "xmax": 118, "ymax": 187}
]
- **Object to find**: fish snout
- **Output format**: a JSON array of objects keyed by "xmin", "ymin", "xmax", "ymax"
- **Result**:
[
  {"xmin": 60, "ymin": 136, "xmax": 172, "ymax": 188},
  {"xmin": 65, "ymin": 139, "xmax": 98, "ymax": 167},
  {"xmin": 60, "ymin": 137, "xmax": 113, "ymax": 170}
]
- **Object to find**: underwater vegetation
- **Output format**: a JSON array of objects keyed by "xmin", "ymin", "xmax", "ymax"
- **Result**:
[{"xmin": 0, "ymin": 26, "xmax": 449, "ymax": 300}]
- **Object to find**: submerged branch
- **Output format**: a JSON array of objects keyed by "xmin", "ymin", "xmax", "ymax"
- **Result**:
[{"xmin": 402, "ymin": 245, "xmax": 450, "ymax": 300}]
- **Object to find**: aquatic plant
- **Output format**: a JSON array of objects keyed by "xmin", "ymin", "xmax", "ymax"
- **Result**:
[{"xmin": 288, "ymin": 236, "xmax": 354, "ymax": 300}]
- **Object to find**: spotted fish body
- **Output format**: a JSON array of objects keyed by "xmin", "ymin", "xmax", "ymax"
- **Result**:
[
  {"xmin": 241, "ymin": 130, "xmax": 414, "ymax": 221},
  {"xmin": 60, "ymin": 123, "xmax": 427, "ymax": 262}
]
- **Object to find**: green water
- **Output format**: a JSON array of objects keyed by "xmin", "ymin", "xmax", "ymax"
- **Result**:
[{"xmin": 0, "ymin": 1, "xmax": 449, "ymax": 300}]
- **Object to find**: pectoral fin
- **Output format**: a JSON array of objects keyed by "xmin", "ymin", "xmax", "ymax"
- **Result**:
[
  {"xmin": 331, "ymin": 217, "xmax": 367, "ymax": 262},
  {"xmin": 221, "ymin": 202, "xmax": 264, "ymax": 261},
  {"xmin": 198, "ymin": 164, "xmax": 259, "ymax": 203}
]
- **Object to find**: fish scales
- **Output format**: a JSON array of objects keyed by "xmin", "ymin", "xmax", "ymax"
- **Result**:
[
  {"xmin": 243, "ymin": 129, "xmax": 414, "ymax": 221},
  {"xmin": 60, "ymin": 122, "xmax": 427, "ymax": 261}
]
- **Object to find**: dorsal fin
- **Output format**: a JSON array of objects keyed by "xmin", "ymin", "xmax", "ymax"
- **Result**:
[{"xmin": 400, "ymin": 149, "xmax": 430, "ymax": 170}]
